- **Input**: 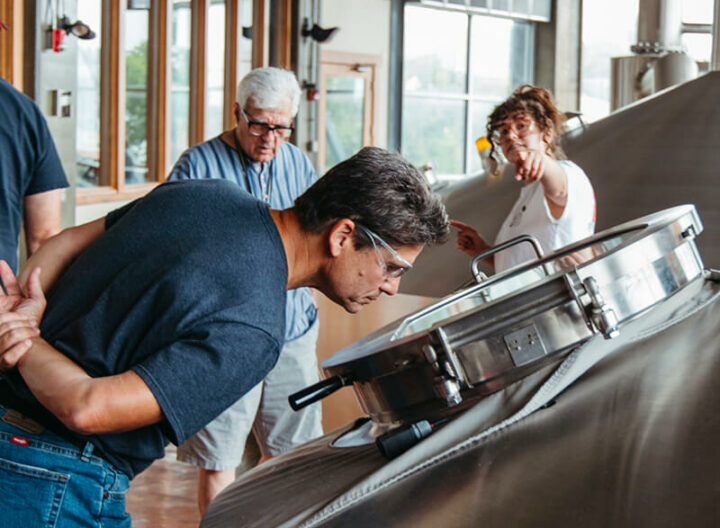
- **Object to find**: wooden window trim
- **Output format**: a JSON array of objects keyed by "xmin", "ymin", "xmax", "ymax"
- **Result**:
[
  {"xmin": 252, "ymin": 0, "xmax": 266, "ymax": 68},
  {"xmin": 148, "ymin": 0, "xmax": 170, "ymax": 183},
  {"xmin": 78, "ymin": 0, "xmax": 254, "ymax": 204},
  {"xmin": 0, "ymin": 0, "xmax": 23, "ymax": 88},
  {"xmin": 224, "ymin": 0, "xmax": 240, "ymax": 130},
  {"xmin": 318, "ymin": 51, "xmax": 380, "ymax": 171},
  {"xmin": 189, "ymin": 0, "xmax": 207, "ymax": 146},
  {"xmin": 269, "ymin": 0, "xmax": 291, "ymax": 69},
  {"xmin": 79, "ymin": 0, "xmax": 157, "ymax": 205},
  {"xmin": 98, "ymin": 0, "xmax": 124, "ymax": 198}
]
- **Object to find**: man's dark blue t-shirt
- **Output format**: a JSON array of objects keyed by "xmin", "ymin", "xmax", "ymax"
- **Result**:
[
  {"xmin": 0, "ymin": 79, "xmax": 68, "ymax": 272},
  {"xmin": 2, "ymin": 180, "xmax": 287, "ymax": 478}
]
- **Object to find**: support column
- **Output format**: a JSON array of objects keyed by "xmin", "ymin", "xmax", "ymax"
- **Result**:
[{"xmin": 534, "ymin": 0, "xmax": 582, "ymax": 111}]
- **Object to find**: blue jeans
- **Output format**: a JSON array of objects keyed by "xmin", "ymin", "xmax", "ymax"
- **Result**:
[{"xmin": 0, "ymin": 403, "xmax": 131, "ymax": 527}]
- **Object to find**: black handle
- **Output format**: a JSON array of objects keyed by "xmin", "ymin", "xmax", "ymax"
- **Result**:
[
  {"xmin": 376, "ymin": 420, "xmax": 433, "ymax": 459},
  {"xmin": 288, "ymin": 375, "xmax": 347, "ymax": 411}
]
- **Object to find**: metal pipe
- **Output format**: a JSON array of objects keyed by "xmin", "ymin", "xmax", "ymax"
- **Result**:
[
  {"xmin": 712, "ymin": 0, "xmax": 720, "ymax": 70},
  {"xmin": 633, "ymin": 0, "xmax": 683, "ymax": 53}
]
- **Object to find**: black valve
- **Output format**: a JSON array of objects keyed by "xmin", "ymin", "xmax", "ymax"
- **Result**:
[{"xmin": 288, "ymin": 375, "xmax": 347, "ymax": 411}]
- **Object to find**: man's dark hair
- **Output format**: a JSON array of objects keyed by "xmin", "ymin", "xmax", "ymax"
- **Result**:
[{"xmin": 294, "ymin": 147, "xmax": 449, "ymax": 249}]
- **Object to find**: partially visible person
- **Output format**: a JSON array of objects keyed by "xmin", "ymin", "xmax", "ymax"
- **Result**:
[
  {"xmin": 0, "ymin": 146, "xmax": 449, "ymax": 527},
  {"xmin": 0, "ymin": 78, "xmax": 68, "ymax": 273},
  {"xmin": 167, "ymin": 66, "xmax": 321, "ymax": 513},
  {"xmin": 451, "ymin": 84, "xmax": 595, "ymax": 272}
]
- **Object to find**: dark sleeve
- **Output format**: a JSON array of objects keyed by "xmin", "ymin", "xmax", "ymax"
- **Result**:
[
  {"xmin": 132, "ymin": 318, "xmax": 281, "ymax": 445},
  {"xmin": 104, "ymin": 198, "xmax": 141, "ymax": 230},
  {"xmin": 25, "ymin": 117, "xmax": 69, "ymax": 196}
]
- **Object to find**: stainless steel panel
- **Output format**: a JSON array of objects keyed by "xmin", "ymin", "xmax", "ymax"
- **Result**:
[{"xmin": 322, "ymin": 206, "xmax": 704, "ymax": 427}]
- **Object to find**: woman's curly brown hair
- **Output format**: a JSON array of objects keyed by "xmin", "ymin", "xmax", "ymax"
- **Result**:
[{"xmin": 486, "ymin": 84, "xmax": 567, "ymax": 175}]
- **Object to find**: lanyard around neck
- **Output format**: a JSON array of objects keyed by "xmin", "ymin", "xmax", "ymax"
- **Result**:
[{"xmin": 232, "ymin": 130, "xmax": 273, "ymax": 203}]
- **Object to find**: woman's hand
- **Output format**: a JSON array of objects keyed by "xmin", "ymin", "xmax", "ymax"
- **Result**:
[
  {"xmin": 513, "ymin": 148, "xmax": 549, "ymax": 183},
  {"xmin": 449, "ymin": 220, "xmax": 491, "ymax": 258}
]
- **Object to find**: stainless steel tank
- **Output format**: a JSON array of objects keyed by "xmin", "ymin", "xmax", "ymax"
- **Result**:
[{"xmin": 201, "ymin": 205, "xmax": 719, "ymax": 528}]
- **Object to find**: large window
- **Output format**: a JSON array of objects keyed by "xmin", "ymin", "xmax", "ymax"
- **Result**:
[
  {"xmin": 205, "ymin": 0, "xmax": 227, "ymax": 139},
  {"xmin": 169, "ymin": 0, "xmax": 192, "ymax": 165},
  {"xmin": 75, "ymin": 0, "xmax": 260, "ymax": 204},
  {"xmin": 76, "ymin": 0, "xmax": 103, "ymax": 187},
  {"xmin": 579, "ymin": 0, "xmax": 638, "ymax": 123},
  {"xmin": 681, "ymin": 0, "xmax": 716, "ymax": 70},
  {"xmin": 401, "ymin": 4, "xmax": 534, "ymax": 180},
  {"xmin": 125, "ymin": 5, "xmax": 150, "ymax": 184}
]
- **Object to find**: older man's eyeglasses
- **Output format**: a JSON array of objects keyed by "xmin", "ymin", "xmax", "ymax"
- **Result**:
[
  {"xmin": 241, "ymin": 109, "xmax": 294, "ymax": 138},
  {"xmin": 490, "ymin": 115, "xmax": 535, "ymax": 143},
  {"xmin": 356, "ymin": 224, "xmax": 413, "ymax": 280}
]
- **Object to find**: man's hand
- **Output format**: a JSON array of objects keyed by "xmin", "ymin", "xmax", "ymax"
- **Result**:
[
  {"xmin": 0, "ymin": 312, "xmax": 39, "ymax": 371},
  {"xmin": 0, "ymin": 260, "xmax": 46, "ymax": 321},
  {"xmin": 0, "ymin": 260, "xmax": 46, "ymax": 370}
]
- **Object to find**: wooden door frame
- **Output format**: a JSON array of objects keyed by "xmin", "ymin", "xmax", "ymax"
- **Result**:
[{"xmin": 318, "ymin": 50, "xmax": 380, "ymax": 173}]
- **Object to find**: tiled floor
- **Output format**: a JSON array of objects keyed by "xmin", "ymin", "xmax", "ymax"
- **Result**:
[{"xmin": 126, "ymin": 445, "xmax": 201, "ymax": 528}]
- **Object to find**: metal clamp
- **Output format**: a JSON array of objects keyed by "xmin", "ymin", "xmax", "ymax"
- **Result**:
[
  {"xmin": 422, "ymin": 335, "xmax": 464, "ymax": 407},
  {"xmin": 583, "ymin": 277, "xmax": 620, "ymax": 339}
]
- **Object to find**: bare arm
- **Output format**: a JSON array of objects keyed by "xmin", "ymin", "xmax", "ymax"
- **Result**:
[
  {"xmin": 514, "ymin": 150, "xmax": 568, "ymax": 219},
  {"xmin": 1, "ymin": 265, "xmax": 163, "ymax": 434},
  {"xmin": 18, "ymin": 217, "xmax": 106, "ymax": 293},
  {"xmin": 449, "ymin": 219, "xmax": 494, "ymax": 270},
  {"xmin": 17, "ymin": 338, "xmax": 163, "ymax": 434},
  {"xmin": 23, "ymin": 189, "xmax": 64, "ymax": 255}
]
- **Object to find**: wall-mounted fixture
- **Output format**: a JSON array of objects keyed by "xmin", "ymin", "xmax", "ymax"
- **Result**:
[
  {"xmin": 301, "ymin": 18, "xmax": 338, "ymax": 43},
  {"xmin": 44, "ymin": 0, "xmax": 96, "ymax": 52},
  {"xmin": 59, "ymin": 16, "xmax": 96, "ymax": 40}
]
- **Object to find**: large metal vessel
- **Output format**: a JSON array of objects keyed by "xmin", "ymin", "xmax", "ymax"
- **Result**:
[
  {"xmin": 291, "ymin": 205, "xmax": 704, "ymax": 430},
  {"xmin": 202, "ymin": 205, "xmax": 718, "ymax": 528}
]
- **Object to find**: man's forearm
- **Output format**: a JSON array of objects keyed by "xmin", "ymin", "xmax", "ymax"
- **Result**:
[
  {"xmin": 23, "ymin": 189, "xmax": 63, "ymax": 256},
  {"xmin": 19, "ymin": 218, "xmax": 105, "ymax": 293},
  {"xmin": 17, "ymin": 337, "xmax": 163, "ymax": 434}
]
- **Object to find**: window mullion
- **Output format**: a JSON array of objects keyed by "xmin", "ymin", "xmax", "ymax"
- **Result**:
[
  {"xmin": 225, "ymin": 0, "xmax": 240, "ymax": 131},
  {"xmin": 190, "ymin": 0, "xmax": 207, "ymax": 146},
  {"xmin": 252, "ymin": 0, "xmax": 266, "ymax": 68},
  {"xmin": 148, "ymin": 0, "xmax": 170, "ymax": 182},
  {"xmin": 464, "ymin": 12, "xmax": 473, "ymax": 177},
  {"xmin": 101, "ymin": 0, "xmax": 126, "ymax": 190}
]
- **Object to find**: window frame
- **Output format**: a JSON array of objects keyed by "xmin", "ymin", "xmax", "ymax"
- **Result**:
[
  {"xmin": 77, "ymin": 0, "xmax": 268, "ymax": 205},
  {"xmin": 393, "ymin": 1, "xmax": 535, "ymax": 181}
]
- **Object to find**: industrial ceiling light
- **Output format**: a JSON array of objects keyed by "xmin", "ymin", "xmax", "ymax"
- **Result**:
[{"xmin": 301, "ymin": 18, "xmax": 338, "ymax": 43}]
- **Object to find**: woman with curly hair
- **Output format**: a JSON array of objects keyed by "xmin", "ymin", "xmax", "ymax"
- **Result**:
[{"xmin": 451, "ymin": 84, "xmax": 596, "ymax": 272}]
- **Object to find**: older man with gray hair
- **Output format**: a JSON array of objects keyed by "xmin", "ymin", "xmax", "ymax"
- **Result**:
[{"xmin": 166, "ymin": 67, "xmax": 321, "ymax": 512}]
